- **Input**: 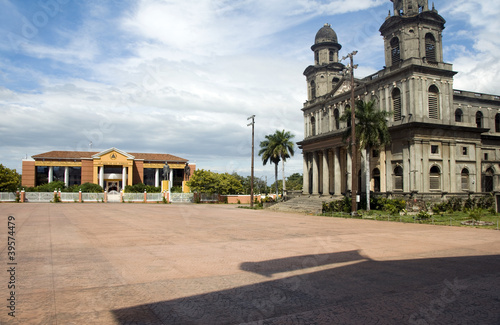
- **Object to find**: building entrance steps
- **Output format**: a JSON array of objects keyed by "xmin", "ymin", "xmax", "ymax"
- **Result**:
[{"xmin": 267, "ymin": 194, "xmax": 343, "ymax": 214}]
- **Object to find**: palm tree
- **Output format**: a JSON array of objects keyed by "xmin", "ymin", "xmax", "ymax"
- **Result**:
[
  {"xmin": 259, "ymin": 130, "xmax": 295, "ymax": 199},
  {"xmin": 341, "ymin": 100, "xmax": 391, "ymax": 210},
  {"xmin": 258, "ymin": 135, "xmax": 281, "ymax": 197},
  {"xmin": 271, "ymin": 130, "xmax": 295, "ymax": 198}
]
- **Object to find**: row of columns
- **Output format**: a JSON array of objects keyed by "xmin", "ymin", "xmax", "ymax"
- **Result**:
[
  {"xmin": 303, "ymin": 148, "xmax": 348, "ymax": 195},
  {"xmin": 47, "ymin": 166, "xmax": 72, "ymax": 187},
  {"xmin": 47, "ymin": 166, "xmax": 171, "ymax": 189}
]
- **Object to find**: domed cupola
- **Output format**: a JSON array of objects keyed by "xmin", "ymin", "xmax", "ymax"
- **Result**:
[
  {"xmin": 303, "ymin": 24, "xmax": 345, "ymax": 101},
  {"xmin": 314, "ymin": 23, "xmax": 339, "ymax": 45},
  {"xmin": 311, "ymin": 23, "xmax": 342, "ymax": 66}
]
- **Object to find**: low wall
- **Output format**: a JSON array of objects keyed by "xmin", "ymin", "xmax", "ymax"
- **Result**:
[{"xmin": 224, "ymin": 194, "xmax": 277, "ymax": 204}]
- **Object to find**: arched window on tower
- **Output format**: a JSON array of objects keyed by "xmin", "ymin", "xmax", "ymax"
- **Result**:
[
  {"xmin": 310, "ymin": 80, "xmax": 316, "ymax": 99},
  {"xmin": 315, "ymin": 51, "xmax": 319, "ymax": 65},
  {"xmin": 428, "ymin": 85, "xmax": 440, "ymax": 119},
  {"xmin": 455, "ymin": 109, "xmax": 463, "ymax": 122},
  {"xmin": 329, "ymin": 50, "xmax": 334, "ymax": 62},
  {"xmin": 310, "ymin": 116, "xmax": 316, "ymax": 136},
  {"xmin": 430, "ymin": 166, "xmax": 441, "ymax": 190},
  {"xmin": 461, "ymin": 168, "xmax": 469, "ymax": 191},
  {"xmin": 334, "ymin": 109, "xmax": 340, "ymax": 130},
  {"xmin": 394, "ymin": 166, "xmax": 403, "ymax": 191},
  {"xmin": 425, "ymin": 33, "xmax": 437, "ymax": 62},
  {"xmin": 392, "ymin": 88, "xmax": 402, "ymax": 121},
  {"xmin": 495, "ymin": 113, "xmax": 500, "ymax": 132},
  {"xmin": 476, "ymin": 111, "xmax": 483, "ymax": 128},
  {"xmin": 390, "ymin": 37, "xmax": 401, "ymax": 65}
]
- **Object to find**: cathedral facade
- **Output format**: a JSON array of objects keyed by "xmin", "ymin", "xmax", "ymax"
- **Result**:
[{"xmin": 298, "ymin": 0, "xmax": 500, "ymax": 200}]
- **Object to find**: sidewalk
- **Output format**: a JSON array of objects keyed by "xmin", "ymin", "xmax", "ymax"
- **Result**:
[{"xmin": 1, "ymin": 203, "xmax": 499, "ymax": 324}]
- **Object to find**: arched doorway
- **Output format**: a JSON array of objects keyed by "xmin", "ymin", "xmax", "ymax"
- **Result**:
[{"xmin": 482, "ymin": 168, "xmax": 494, "ymax": 192}]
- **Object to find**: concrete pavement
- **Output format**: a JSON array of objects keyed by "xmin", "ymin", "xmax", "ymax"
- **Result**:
[{"xmin": 0, "ymin": 203, "xmax": 499, "ymax": 324}]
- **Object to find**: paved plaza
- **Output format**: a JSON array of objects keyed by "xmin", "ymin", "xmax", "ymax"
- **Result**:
[{"xmin": 1, "ymin": 203, "xmax": 499, "ymax": 324}]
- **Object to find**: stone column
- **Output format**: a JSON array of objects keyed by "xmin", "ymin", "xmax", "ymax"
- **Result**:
[
  {"xmin": 122, "ymin": 166, "xmax": 127, "ymax": 190},
  {"xmin": 443, "ymin": 142, "xmax": 450, "ymax": 192},
  {"xmin": 48, "ymin": 166, "xmax": 54, "ymax": 183},
  {"xmin": 303, "ymin": 154, "xmax": 310, "ymax": 195},
  {"xmin": 403, "ymin": 142, "xmax": 410, "ymax": 192},
  {"xmin": 475, "ymin": 145, "xmax": 482, "ymax": 192},
  {"xmin": 421, "ymin": 78, "xmax": 427, "ymax": 118},
  {"xmin": 322, "ymin": 149, "xmax": 329, "ymax": 195},
  {"xmin": 401, "ymin": 79, "xmax": 407, "ymax": 118},
  {"xmin": 422, "ymin": 141, "xmax": 430, "ymax": 192},
  {"xmin": 99, "ymin": 166, "xmax": 104, "ymax": 188},
  {"xmin": 385, "ymin": 148, "xmax": 392, "ymax": 192},
  {"xmin": 312, "ymin": 152, "xmax": 319, "ymax": 195},
  {"xmin": 334, "ymin": 148, "xmax": 341, "ymax": 194},
  {"xmin": 64, "ymin": 167, "xmax": 69, "ymax": 187},
  {"xmin": 155, "ymin": 168, "xmax": 160, "ymax": 188},
  {"xmin": 409, "ymin": 141, "xmax": 416, "ymax": 192},
  {"xmin": 450, "ymin": 142, "xmax": 462, "ymax": 193}
]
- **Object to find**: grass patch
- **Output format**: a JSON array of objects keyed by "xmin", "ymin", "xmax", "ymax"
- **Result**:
[{"xmin": 320, "ymin": 210, "xmax": 499, "ymax": 230}]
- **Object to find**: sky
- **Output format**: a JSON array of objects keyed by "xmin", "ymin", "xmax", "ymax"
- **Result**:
[{"xmin": 1, "ymin": 0, "xmax": 500, "ymax": 184}]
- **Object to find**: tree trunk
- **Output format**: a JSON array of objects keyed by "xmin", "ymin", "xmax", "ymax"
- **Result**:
[
  {"xmin": 274, "ymin": 162, "xmax": 279, "ymax": 198},
  {"xmin": 365, "ymin": 146, "xmax": 371, "ymax": 211},
  {"xmin": 282, "ymin": 157, "xmax": 286, "ymax": 199}
]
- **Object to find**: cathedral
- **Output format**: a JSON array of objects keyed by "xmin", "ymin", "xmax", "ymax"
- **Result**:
[{"xmin": 298, "ymin": 0, "xmax": 500, "ymax": 201}]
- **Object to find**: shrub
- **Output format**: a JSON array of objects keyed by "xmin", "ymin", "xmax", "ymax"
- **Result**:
[
  {"xmin": 468, "ymin": 208, "xmax": 484, "ymax": 222},
  {"xmin": 323, "ymin": 196, "xmax": 351, "ymax": 213},
  {"xmin": 79, "ymin": 183, "xmax": 104, "ymax": 193},
  {"xmin": 416, "ymin": 210, "xmax": 431, "ymax": 220},
  {"xmin": 170, "ymin": 186, "xmax": 182, "ymax": 193},
  {"xmin": 476, "ymin": 195, "xmax": 494, "ymax": 210},
  {"xmin": 464, "ymin": 197, "xmax": 476, "ymax": 211}
]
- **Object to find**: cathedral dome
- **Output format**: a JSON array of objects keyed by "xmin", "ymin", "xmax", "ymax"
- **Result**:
[{"xmin": 315, "ymin": 23, "xmax": 338, "ymax": 44}]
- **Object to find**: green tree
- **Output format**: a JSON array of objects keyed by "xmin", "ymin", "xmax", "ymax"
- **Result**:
[
  {"xmin": 286, "ymin": 173, "xmax": 303, "ymax": 191},
  {"xmin": 217, "ymin": 173, "xmax": 244, "ymax": 195},
  {"xmin": 259, "ymin": 135, "xmax": 281, "ymax": 197},
  {"xmin": 272, "ymin": 130, "xmax": 295, "ymax": 196},
  {"xmin": 341, "ymin": 100, "xmax": 391, "ymax": 211},
  {"xmin": 231, "ymin": 173, "xmax": 268, "ymax": 194},
  {"xmin": 187, "ymin": 170, "xmax": 243, "ymax": 195},
  {"xmin": 259, "ymin": 130, "xmax": 295, "ymax": 198},
  {"xmin": 0, "ymin": 164, "xmax": 20, "ymax": 192},
  {"xmin": 187, "ymin": 169, "xmax": 219, "ymax": 193}
]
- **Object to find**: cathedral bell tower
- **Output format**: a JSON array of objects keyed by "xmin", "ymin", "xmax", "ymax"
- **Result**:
[
  {"xmin": 380, "ymin": 0, "xmax": 446, "ymax": 69},
  {"xmin": 303, "ymin": 24, "xmax": 345, "ymax": 101}
]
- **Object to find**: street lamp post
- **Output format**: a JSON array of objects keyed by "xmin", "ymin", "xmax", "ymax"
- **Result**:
[
  {"xmin": 247, "ymin": 115, "xmax": 255, "ymax": 208},
  {"xmin": 342, "ymin": 51, "xmax": 358, "ymax": 216}
]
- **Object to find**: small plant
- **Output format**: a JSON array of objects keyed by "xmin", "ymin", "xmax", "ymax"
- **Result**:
[
  {"xmin": 51, "ymin": 192, "xmax": 61, "ymax": 203},
  {"xmin": 416, "ymin": 210, "xmax": 431, "ymax": 220},
  {"xmin": 162, "ymin": 196, "xmax": 168, "ymax": 204},
  {"xmin": 237, "ymin": 199, "xmax": 241, "ymax": 204},
  {"xmin": 15, "ymin": 192, "xmax": 20, "ymax": 203},
  {"xmin": 469, "ymin": 208, "xmax": 484, "ymax": 223}
]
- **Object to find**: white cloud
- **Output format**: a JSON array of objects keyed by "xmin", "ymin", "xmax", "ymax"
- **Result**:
[
  {"xmin": 441, "ymin": 0, "xmax": 500, "ymax": 93},
  {"xmin": 1, "ymin": 0, "xmax": 499, "ymax": 184}
]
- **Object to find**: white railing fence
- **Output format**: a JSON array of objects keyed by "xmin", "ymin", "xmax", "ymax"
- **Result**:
[{"xmin": 0, "ymin": 192, "xmax": 16, "ymax": 201}]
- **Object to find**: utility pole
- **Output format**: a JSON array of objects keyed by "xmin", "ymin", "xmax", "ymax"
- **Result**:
[
  {"xmin": 247, "ymin": 115, "xmax": 255, "ymax": 208},
  {"xmin": 342, "ymin": 51, "xmax": 358, "ymax": 216}
]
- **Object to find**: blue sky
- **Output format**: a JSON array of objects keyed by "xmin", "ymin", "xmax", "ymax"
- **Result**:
[{"xmin": 1, "ymin": 0, "xmax": 499, "ymax": 184}]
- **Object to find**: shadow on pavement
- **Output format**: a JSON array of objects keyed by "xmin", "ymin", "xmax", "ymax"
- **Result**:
[{"xmin": 112, "ymin": 252, "xmax": 500, "ymax": 324}]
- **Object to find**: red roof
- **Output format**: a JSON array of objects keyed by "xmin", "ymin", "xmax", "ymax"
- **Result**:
[{"xmin": 31, "ymin": 150, "xmax": 188, "ymax": 162}]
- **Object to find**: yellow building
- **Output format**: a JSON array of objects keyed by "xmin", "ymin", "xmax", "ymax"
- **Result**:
[{"xmin": 22, "ymin": 147, "xmax": 195, "ymax": 192}]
